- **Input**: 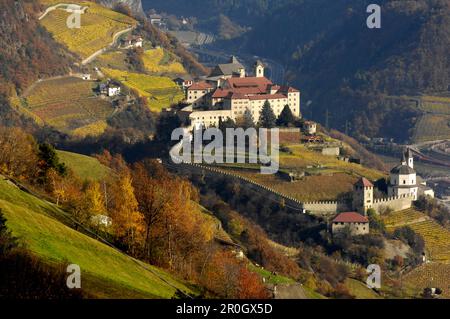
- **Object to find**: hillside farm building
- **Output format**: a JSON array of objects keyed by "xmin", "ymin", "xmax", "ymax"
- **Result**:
[
  {"xmin": 332, "ymin": 212, "xmax": 370, "ymax": 236},
  {"xmin": 100, "ymin": 82, "xmax": 121, "ymax": 97}
]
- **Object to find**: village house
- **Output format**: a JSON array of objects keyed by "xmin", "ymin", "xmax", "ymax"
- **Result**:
[
  {"xmin": 303, "ymin": 121, "xmax": 317, "ymax": 135},
  {"xmin": 81, "ymin": 73, "xmax": 91, "ymax": 81},
  {"xmin": 174, "ymin": 75, "xmax": 194, "ymax": 91},
  {"xmin": 149, "ymin": 14, "xmax": 162, "ymax": 27},
  {"xmin": 120, "ymin": 35, "xmax": 143, "ymax": 49},
  {"xmin": 100, "ymin": 82, "xmax": 121, "ymax": 97},
  {"xmin": 185, "ymin": 57, "xmax": 301, "ymax": 130},
  {"xmin": 331, "ymin": 212, "xmax": 370, "ymax": 236}
]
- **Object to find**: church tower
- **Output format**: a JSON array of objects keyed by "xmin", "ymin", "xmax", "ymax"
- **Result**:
[
  {"xmin": 405, "ymin": 148, "xmax": 414, "ymax": 169},
  {"xmin": 352, "ymin": 177, "xmax": 374, "ymax": 215},
  {"xmin": 388, "ymin": 148, "xmax": 418, "ymax": 200},
  {"xmin": 254, "ymin": 60, "xmax": 265, "ymax": 78}
]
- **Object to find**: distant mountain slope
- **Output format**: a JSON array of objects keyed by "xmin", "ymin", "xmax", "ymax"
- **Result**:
[
  {"xmin": 230, "ymin": 0, "xmax": 450, "ymax": 141},
  {"xmin": 0, "ymin": 0, "xmax": 73, "ymax": 94},
  {"xmin": 0, "ymin": 176, "xmax": 195, "ymax": 298},
  {"xmin": 0, "ymin": 0, "xmax": 75, "ymax": 130},
  {"xmin": 156, "ymin": 0, "xmax": 449, "ymax": 141},
  {"xmin": 98, "ymin": 0, "xmax": 145, "ymax": 17},
  {"xmin": 141, "ymin": 0, "xmax": 291, "ymax": 25}
]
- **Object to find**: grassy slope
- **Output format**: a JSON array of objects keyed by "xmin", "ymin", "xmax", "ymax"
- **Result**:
[
  {"xmin": 0, "ymin": 177, "xmax": 195, "ymax": 298},
  {"xmin": 345, "ymin": 278, "xmax": 380, "ymax": 299},
  {"xmin": 57, "ymin": 150, "xmax": 110, "ymax": 181}
]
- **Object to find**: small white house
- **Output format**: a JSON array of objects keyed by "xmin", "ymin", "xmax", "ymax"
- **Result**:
[
  {"xmin": 81, "ymin": 74, "xmax": 91, "ymax": 80},
  {"xmin": 303, "ymin": 121, "xmax": 317, "ymax": 135},
  {"xmin": 108, "ymin": 86, "xmax": 121, "ymax": 97},
  {"xmin": 149, "ymin": 14, "xmax": 162, "ymax": 26},
  {"xmin": 121, "ymin": 35, "xmax": 144, "ymax": 49},
  {"xmin": 91, "ymin": 214, "xmax": 112, "ymax": 227},
  {"xmin": 100, "ymin": 83, "xmax": 121, "ymax": 97}
]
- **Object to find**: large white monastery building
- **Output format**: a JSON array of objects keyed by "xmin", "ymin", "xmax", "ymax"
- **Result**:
[{"xmin": 183, "ymin": 57, "xmax": 301, "ymax": 129}]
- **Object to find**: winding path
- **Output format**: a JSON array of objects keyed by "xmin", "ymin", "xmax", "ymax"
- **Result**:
[
  {"xmin": 38, "ymin": 3, "xmax": 88, "ymax": 21},
  {"xmin": 38, "ymin": 2, "xmax": 136, "ymax": 66},
  {"xmin": 81, "ymin": 26, "xmax": 135, "ymax": 65}
]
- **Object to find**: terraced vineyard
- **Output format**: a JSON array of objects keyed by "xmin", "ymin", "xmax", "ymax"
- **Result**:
[
  {"xmin": 142, "ymin": 48, "xmax": 186, "ymax": 75},
  {"xmin": 403, "ymin": 263, "xmax": 450, "ymax": 298},
  {"xmin": 412, "ymin": 95, "xmax": 450, "ymax": 142},
  {"xmin": 422, "ymin": 95, "xmax": 450, "ymax": 112},
  {"xmin": 103, "ymin": 68, "xmax": 184, "ymax": 112},
  {"xmin": 409, "ymin": 220, "xmax": 450, "ymax": 262},
  {"xmin": 96, "ymin": 50, "xmax": 130, "ymax": 70},
  {"xmin": 384, "ymin": 208, "xmax": 450, "ymax": 263},
  {"xmin": 40, "ymin": 2, "xmax": 136, "ymax": 58},
  {"xmin": 383, "ymin": 208, "xmax": 426, "ymax": 227},
  {"xmin": 412, "ymin": 114, "xmax": 450, "ymax": 143},
  {"xmin": 212, "ymin": 142, "xmax": 384, "ymax": 201},
  {"xmin": 22, "ymin": 77, "xmax": 113, "ymax": 136}
]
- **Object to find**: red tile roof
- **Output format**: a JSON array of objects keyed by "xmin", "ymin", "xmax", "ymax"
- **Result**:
[
  {"xmin": 188, "ymin": 81, "xmax": 214, "ymax": 90},
  {"xmin": 333, "ymin": 212, "xmax": 369, "ymax": 223},
  {"xmin": 225, "ymin": 77, "xmax": 272, "ymax": 94},
  {"xmin": 355, "ymin": 177, "xmax": 374, "ymax": 188},
  {"xmin": 211, "ymin": 89, "xmax": 231, "ymax": 98},
  {"xmin": 230, "ymin": 92, "xmax": 247, "ymax": 99},
  {"xmin": 248, "ymin": 94, "xmax": 287, "ymax": 101}
]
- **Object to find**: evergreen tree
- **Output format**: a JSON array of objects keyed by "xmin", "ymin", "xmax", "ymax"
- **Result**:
[
  {"xmin": 0, "ymin": 209, "xmax": 18, "ymax": 254},
  {"xmin": 243, "ymin": 108, "xmax": 255, "ymax": 129},
  {"xmin": 38, "ymin": 143, "xmax": 67, "ymax": 177},
  {"xmin": 258, "ymin": 100, "xmax": 276, "ymax": 128},
  {"xmin": 219, "ymin": 117, "xmax": 236, "ymax": 132},
  {"xmin": 276, "ymin": 105, "xmax": 295, "ymax": 127}
]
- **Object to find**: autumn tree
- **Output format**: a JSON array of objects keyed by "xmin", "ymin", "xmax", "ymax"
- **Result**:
[
  {"xmin": 108, "ymin": 169, "xmax": 144, "ymax": 255},
  {"xmin": 132, "ymin": 162, "xmax": 171, "ymax": 260},
  {"xmin": 0, "ymin": 126, "xmax": 38, "ymax": 179},
  {"xmin": 85, "ymin": 181, "xmax": 106, "ymax": 218},
  {"xmin": 235, "ymin": 108, "xmax": 255, "ymax": 129},
  {"xmin": 236, "ymin": 267, "xmax": 270, "ymax": 299}
]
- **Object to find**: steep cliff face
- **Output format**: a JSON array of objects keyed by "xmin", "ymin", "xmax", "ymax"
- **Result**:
[{"xmin": 98, "ymin": 0, "xmax": 144, "ymax": 17}]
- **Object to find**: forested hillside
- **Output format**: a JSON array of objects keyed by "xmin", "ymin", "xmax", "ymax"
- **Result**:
[
  {"xmin": 142, "ymin": 0, "xmax": 293, "ymax": 25},
  {"xmin": 226, "ymin": 0, "xmax": 450, "ymax": 141},
  {"xmin": 0, "ymin": 0, "xmax": 73, "ymax": 94},
  {"xmin": 147, "ymin": 0, "xmax": 450, "ymax": 141},
  {"xmin": 0, "ymin": 0, "xmax": 74, "ymax": 130}
]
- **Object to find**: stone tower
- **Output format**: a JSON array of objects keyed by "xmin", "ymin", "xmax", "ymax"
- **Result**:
[
  {"xmin": 352, "ymin": 177, "xmax": 374, "ymax": 215},
  {"xmin": 254, "ymin": 60, "xmax": 265, "ymax": 78}
]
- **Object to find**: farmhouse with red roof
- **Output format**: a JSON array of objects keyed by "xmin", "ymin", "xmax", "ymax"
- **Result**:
[{"xmin": 332, "ymin": 212, "xmax": 369, "ymax": 236}]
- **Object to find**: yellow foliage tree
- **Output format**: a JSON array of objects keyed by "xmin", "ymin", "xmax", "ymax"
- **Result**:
[{"xmin": 109, "ymin": 171, "xmax": 144, "ymax": 255}]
